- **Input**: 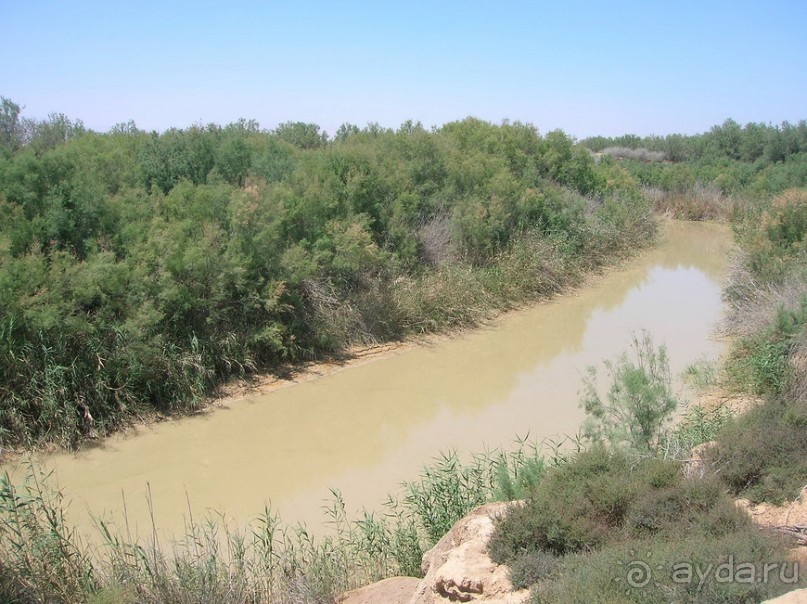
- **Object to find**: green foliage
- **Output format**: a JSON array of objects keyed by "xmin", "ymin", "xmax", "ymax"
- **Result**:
[
  {"xmin": 529, "ymin": 531, "xmax": 800, "ymax": 604},
  {"xmin": 584, "ymin": 121, "xmax": 807, "ymax": 218},
  {"xmin": 0, "ymin": 103, "xmax": 659, "ymax": 448},
  {"xmin": 273, "ymin": 121, "xmax": 328, "ymax": 149},
  {"xmin": 0, "ymin": 97, "xmax": 24, "ymax": 155},
  {"xmin": 726, "ymin": 297, "xmax": 807, "ymax": 396},
  {"xmin": 401, "ymin": 439, "xmax": 549, "ymax": 546},
  {"xmin": 404, "ymin": 450, "xmax": 499, "ymax": 544},
  {"xmin": 0, "ymin": 467, "xmax": 96, "ymax": 603},
  {"xmin": 489, "ymin": 449, "xmax": 636, "ymax": 559},
  {"xmin": 493, "ymin": 452, "xmax": 545, "ymax": 502},
  {"xmin": 710, "ymin": 184, "xmax": 807, "ymax": 505},
  {"xmin": 139, "ymin": 126, "xmax": 217, "ymax": 193},
  {"xmin": 706, "ymin": 395, "xmax": 807, "ymax": 504},
  {"xmin": 659, "ymin": 404, "xmax": 734, "ymax": 461},
  {"xmin": 743, "ymin": 189, "xmax": 807, "ymax": 283},
  {"xmin": 508, "ymin": 551, "xmax": 559, "ymax": 590},
  {"xmin": 581, "ymin": 332, "xmax": 678, "ymax": 454},
  {"xmin": 489, "ymin": 450, "xmax": 803, "ymax": 603},
  {"xmin": 682, "ymin": 358, "xmax": 720, "ymax": 390}
]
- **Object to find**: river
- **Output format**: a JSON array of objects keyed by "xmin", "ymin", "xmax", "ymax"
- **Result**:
[{"xmin": 6, "ymin": 220, "xmax": 733, "ymax": 544}]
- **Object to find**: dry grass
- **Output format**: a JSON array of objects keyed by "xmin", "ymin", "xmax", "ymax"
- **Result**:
[
  {"xmin": 643, "ymin": 183, "xmax": 734, "ymax": 221},
  {"xmin": 722, "ymin": 266, "xmax": 807, "ymax": 338},
  {"xmin": 785, "ymin": 331, "xmax": 807, "ymax": 404},
  {"xmin": 601, "ymin": 146, "xmax": 666, "ymax": 162}
]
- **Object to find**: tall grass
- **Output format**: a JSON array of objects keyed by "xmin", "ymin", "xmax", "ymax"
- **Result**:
[
  {"xmin": 642, "ymin": 184, "xmax": 737, "ymax": 221},
  {"xmin": 403, "ymin": 437, "xmax": 552, "ymax": 544},
  {"xmin": 0, "ymin": 466, "xmax": 96, "ymax": 603},
  {"xmin": 0, "ymin": 438, "xmax": 560, "ymax": 603}
]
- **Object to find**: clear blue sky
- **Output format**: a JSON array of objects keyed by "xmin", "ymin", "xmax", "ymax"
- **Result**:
[{"xmin": 3, "ymin": 0, "xmax": 806, "ymax": 138}]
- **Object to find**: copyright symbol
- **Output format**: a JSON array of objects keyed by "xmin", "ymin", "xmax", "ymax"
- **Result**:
[{"xmin": 626, "ymin": 560, "xmax": 652, "ymax": 588}]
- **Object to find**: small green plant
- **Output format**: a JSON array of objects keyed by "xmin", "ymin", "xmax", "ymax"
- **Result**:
[
  {"xmin": 492, "ymin": 436, "xmax": 546, "ymax": 501},
  {"xmin": 659, "ymin": 403, "xmax": 735, "ymax": 461},
  {"xmin": 404, "ymin": 450, "xmax": 492, "ymax": 544},
  {"xmin": 727, "ymin": 298, "xmax": 807, "ymax": 396},
  {"xmin": 683, "ymin": 358, "xmax": 720, "ymax": 390},
  {"xmin": 404, "ymin": 439, "xmax": 549, "ymax": 545},
  {"xmin": 580, "ymin": 332, "xmax": 678, "ymax": 454}
]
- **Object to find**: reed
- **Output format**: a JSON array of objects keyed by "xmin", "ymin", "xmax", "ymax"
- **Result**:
[{"xmin": 0, "ymin": 438, "xmax": 556, "ymax": 603}]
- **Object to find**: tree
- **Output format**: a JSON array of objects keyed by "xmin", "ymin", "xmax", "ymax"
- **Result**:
[
  {"xmin": 274, "ymin": 121, "xmax": 328, "ymax": 149},
  {"xmin": 334, "ymin": 123, "xmax": 360, "ymax": 143},
  {"xmin": 215, "ymin": 135, "xmax": 252, "ymax": 186},
  {"xmin": 580, "ymin": 332, "xmax": 678, "ymax": 454},
  {"xmin": 27, "ymin": 113, "xmax": 85, "ymax": 152},
  {"xmin": 0, "ymin": 96, "xmax": 24, "ymax": 153}
]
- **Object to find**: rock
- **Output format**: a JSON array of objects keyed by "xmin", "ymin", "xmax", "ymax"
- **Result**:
[
  {"xmin": 338, "ymin": 502, "xmax": 529, "ymax": 604},
  {"xmin": 762, "ymin": 588, "xmax": 807, "ymax": 603},
  {"xmin": 339, "ymin": 577, "xmax": 421, "ymax": 604},
  {"xmin": 409, "ymin": 502, "xmax": 529, "ymax": 604}
]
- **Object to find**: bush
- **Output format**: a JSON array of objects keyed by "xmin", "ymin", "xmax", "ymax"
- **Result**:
[
  {"xmin": 489, "ymin": 449, "xmax": 650, "ymax": 560},
  {"xmin": 508, "ymin": 551, "xmax": 560, "ymax": 590},
  {"xmin": 490, "ymin": 450, "xmax": 804, "ymax": 602},
  {"xmin": 529, "ymin": 531, "xmax": 801, "ymax": 604},
  {"xmin": 744, "ymin": 189, "xmax": 807, "ymax": 283},
  {"xmin": 726, "ymin": 272, "xmax": 807, "ymax": 396},
  {"xmin": 0, "ymin": 114, "xmax": 659, "ymax": 449},
  {"xmin": 706, "ymin": 395, "xmax": 807, "ymax": 503},
  {"xmin": 628, "ymin": 477, "xmax": 748, "ymax": 538},
  {"xmin": 580, "ymin": 332, "xmax": 678, "ymax": 454}
]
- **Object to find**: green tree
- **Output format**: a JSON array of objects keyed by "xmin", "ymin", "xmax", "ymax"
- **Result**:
[
  {"xmin": 27, "ymin": 113, "xmax": 85, "ymax": 152},
  {"xmin": 274, "ymin": 121, "xmax": 328, "ymax": 149},
  {"xmin": 580, "ymin": 332, "xmax": 678, "ymax": 454},
  {"xmin": 0, "ymin": 97, "xmax": 24, "ymax": 154}
]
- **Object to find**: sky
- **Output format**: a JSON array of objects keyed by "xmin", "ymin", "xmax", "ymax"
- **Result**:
[{"xmin": 2, "ymin": 0, "xmax": 806, "ymax": 139}]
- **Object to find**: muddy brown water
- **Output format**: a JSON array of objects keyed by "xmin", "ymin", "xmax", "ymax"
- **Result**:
[{"xmin": 5, "ymin": 221, "xmax": 733, "ymax": 544}]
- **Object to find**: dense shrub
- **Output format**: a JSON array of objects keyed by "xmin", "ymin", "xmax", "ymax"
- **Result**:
[
  {"xmin": 744, "ymin": 189, "xmax": 807, "ymax": 283},
  {"xmin": 489, "ymin": 450, "xmax": 804, "ymax": 602},
  {"xmin": 529, "ymin": 531, "xmax": 800, "ymax": 604},
  {"xmin": 706, "ymin": 396, "xmax": 807, "ymax": 504},
  {"xmin": 0, "ymin": 110, "xmax": 658, "ymax": 448}
]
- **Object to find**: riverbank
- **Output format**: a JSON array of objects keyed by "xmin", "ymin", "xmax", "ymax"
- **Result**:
[
  {"xmin": 1, "ymin": 117, "xmax": 662, "ymax": 451},
  {"xmin": 211, "ymin": 218, "xmax": 724, "ymax": 406},
  {"xmin": 0, "ymin": 223, "xmax": 744, "ymax": 599},
  {"xmin": 0, "ymin": 220, "xmax": 732, "ymax": 548}
]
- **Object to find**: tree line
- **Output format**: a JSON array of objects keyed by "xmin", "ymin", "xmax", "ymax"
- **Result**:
[
  {"xmin": 583, "ymin": 118, "xmax": 807, "ymax": 198},
  {"xmin": 0, "ymin": 97, "xmax": 797, "ymax": 448}
]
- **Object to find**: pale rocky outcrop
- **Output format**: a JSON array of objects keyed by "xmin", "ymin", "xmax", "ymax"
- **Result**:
[
  {"xmin": 410, "ymin": 502, "xmax": 528, "ymax": 604},
  {"xmin": 339, "ymin": 502, "xmax": 528, "ymax": 604},
  {"xmin": 337, "ymin": 577, "xmax": 421, "ymax": 604}
]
